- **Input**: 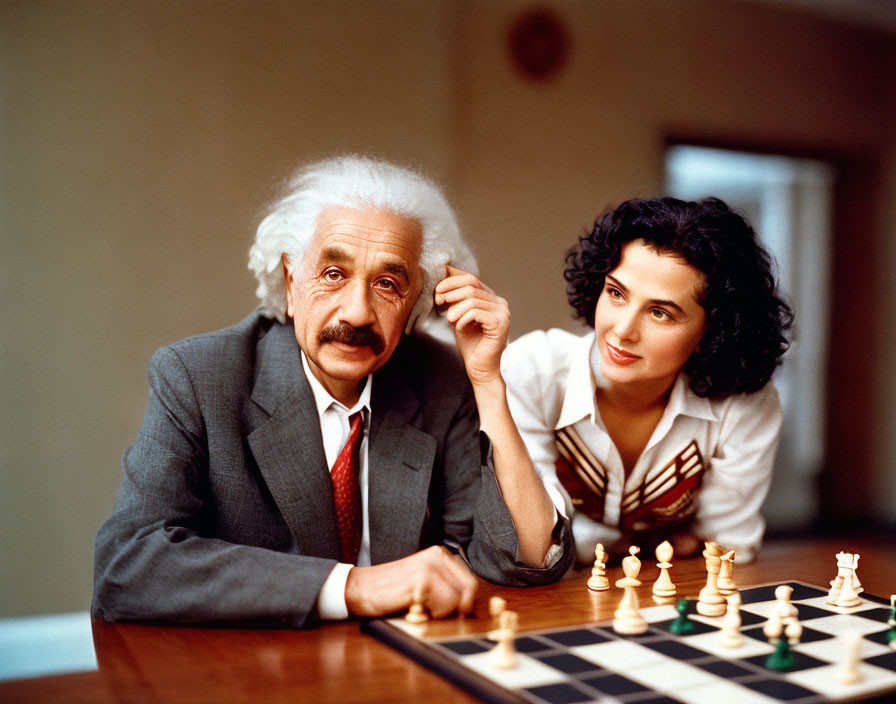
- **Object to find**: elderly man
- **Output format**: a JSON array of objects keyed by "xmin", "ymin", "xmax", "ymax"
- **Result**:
[{"xmin": 93, "ymin": 156, "xmax": 572, "ymax": 627}]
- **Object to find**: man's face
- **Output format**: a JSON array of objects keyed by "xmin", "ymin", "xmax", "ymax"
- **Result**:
[{"xmin": 284, "ymin": 206, "xmax": 423, "ymax": 405}]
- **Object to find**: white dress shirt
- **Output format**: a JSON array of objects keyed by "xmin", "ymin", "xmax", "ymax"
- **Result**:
[
  {"xmin": 302, "ymin": 352, "xmax": 372, "ymax": 620},
  {"xmin": 502, "ymin": 329, "xmax": 783, "ymax": 564}
]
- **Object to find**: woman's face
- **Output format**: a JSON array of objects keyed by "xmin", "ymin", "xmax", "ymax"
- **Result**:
[{"xmin": 594, "ymin": 239, "xmax": 707, "ymax": 395}]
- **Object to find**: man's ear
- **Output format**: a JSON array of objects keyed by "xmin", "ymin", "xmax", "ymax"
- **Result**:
[{"xmin": 282, "ymin": 254, "xmax": 295, "ymax": 318}]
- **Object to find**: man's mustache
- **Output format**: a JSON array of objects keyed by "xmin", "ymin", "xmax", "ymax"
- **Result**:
[{"xmin": 318, "ymin": 323, "xmax": 385, "ymax": 355}]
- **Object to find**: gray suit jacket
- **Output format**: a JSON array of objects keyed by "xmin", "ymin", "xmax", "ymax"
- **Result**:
[{"xmin": 93, "ymin": 311, "xmax": 572, "ymax": 627}]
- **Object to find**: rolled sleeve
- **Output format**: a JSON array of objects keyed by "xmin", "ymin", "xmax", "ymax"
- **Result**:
[{"xmin": 694, "ymin": 385, "xmax": 783, "ymax": 562}]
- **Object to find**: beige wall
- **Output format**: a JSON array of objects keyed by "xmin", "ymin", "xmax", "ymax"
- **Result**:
[{"xmin": 2, "ymin": 0, "xmax": 894, "ymax": 617}]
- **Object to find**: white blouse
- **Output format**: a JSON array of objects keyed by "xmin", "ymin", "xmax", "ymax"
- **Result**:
[{"xmin": 502, "ymin": 328, "xmax": 782, "ymax": 564}]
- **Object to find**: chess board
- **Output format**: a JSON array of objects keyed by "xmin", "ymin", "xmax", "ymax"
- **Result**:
[{"xmin": 361, "ymin": 582, "xmax": 896, "ymax": 704}]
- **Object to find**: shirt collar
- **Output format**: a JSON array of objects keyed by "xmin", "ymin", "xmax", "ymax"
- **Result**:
[
  {"xmin": 554, "ymin": 332, "xmax": 716, "ymax": 428},
  {"xmin": 301, "ymin": 351, "xmax": 372, "ymax": 419},
  {"xmin": 556, "ymin": 334, "xmax": 600, "ymax": 429},
  {"xmin": 664, "ymin": 370, "xmax": 717, "ymax": 423}
]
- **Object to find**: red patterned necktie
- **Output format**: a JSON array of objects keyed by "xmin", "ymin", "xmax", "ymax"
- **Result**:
[{"xmin": 330, "ymin": 411, "xmax": 363, "ymax": 564}]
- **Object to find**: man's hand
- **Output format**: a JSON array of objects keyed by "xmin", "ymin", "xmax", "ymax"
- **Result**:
[
  {"xmin": 434, "ymin": 264, "xmax": 557, "ymax": 567},
  {"xmin": 344, "ymin": 545, "xmax": 478, "ymax": 619},
  {"xmin": 434, "ymin": 265, "xmax": 510, "ymax": 387}
]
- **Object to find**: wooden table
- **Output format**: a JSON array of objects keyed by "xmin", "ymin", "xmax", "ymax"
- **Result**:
[{"xmin": 3, "ymin": 538, "xmax": 895, "ymax": 703}]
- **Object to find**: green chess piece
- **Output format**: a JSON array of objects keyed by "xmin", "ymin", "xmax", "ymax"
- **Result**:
[
  {"xmin": 668, "ymin": 598, "xmax": 695, "ymax": 634},
  {"xmin": 888, "ymin": 596, "xmax": 896, "ymax": 645},
  {"xmin": 765, "ymin": 636, "xmax": 796, "ymax": 671}
]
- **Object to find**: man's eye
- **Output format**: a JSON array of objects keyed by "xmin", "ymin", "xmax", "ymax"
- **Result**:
[
  {"xmin": 323, "ymin": 269, "xmax": 344, "ymax": 282},
  {"xmin": 375, "ymin": 279, "xmax": 398, "ymax": 291}
]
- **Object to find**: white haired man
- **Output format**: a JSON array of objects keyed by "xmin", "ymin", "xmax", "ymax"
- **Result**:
[{"xmin": 93, "ymin": 156, "xmax": 572, "ymax": 627}]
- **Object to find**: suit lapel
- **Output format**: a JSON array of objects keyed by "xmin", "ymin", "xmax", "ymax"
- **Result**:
[
  {"xmin": 247, "ymin": 323, "xmax": 339, "ymax": 559},
  {"xmin": 246, "ymin": 326, "xmax": 438, "ymax": 564},
  {"xmin": 368, "ymin": 354, "xmax": 436, "ymax": 564}
]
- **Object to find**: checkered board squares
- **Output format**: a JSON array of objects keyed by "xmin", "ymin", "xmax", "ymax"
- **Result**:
[{"xmin": 362, "ymin": 582, "xmax": 896, "ymax": 704}]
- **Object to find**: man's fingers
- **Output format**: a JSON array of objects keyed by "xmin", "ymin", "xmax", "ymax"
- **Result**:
[
  {"xmin": 409, "ymin": 546, "xmax": 478, "ymax": 618},
  {"xmin": 423, "ymin": 552, "xmax": 478, "ymax": 618},
  {"xmin": 418, "ymin": 578, "xmax": 457, "ymax": 619},
  {"xmin": 345, "ymin": 547, "xmax": 482, "ymax": 619},
  {"xmin": 436, "ymin": 285, "xmax": 501, "ymax": 308},
  {"xmin": 445, "ymin": 264, "xmax": 495, "ymax": 293},
  {"xmin": 436, "ymin": 266, "xmax": 495, "ymax": 298},
  {"xmin": 453, "ymin": 308, "xmax": 500, "ymax": 336},
  {"xmin": 442, "ymin": 297, "xmax": 502, "ymax": 327},
  {"xmin": 442, "ymin": 553, "xmax": 478, "ymax": 616}
]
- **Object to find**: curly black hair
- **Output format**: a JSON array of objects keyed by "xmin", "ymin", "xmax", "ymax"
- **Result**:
[{"xmin": 565, "ymin": 197, "xmax": 793, "ymax": 398}]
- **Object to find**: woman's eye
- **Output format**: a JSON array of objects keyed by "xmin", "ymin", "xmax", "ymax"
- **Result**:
[{"xmin": 651, "ymin": 308, "xmax": 670, "ymax": 320}]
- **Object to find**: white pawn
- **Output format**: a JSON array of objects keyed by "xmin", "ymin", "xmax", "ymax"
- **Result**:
[
  {"xmin": 836, "ymin": 632, "xmax": 863, "ymax": 684},
  {"xmin": 652, "ymin": 540, "xmax": 676, "ymax": 605},
  {"xmin": 613, "ymin": 546, "xmax": 648, "ymax": 635},
  {"xmin": 785, "ymin": 617, "xmax": 803, "ymax": 645},
  {"xmin": 489, "ymin": 610, "xmax": 519, "ymax": 670},
  {"xmin": 489, "ymin": 595, "xmax": 507, "ymax": 619},
  {"xmin": 587, "ymin": 543, "xmax": 610, "ymax": 591},
  {"xmin": 763, "ymin": 610, "xmax": 784, "ymax": 644},
  {"xmin": 718, "ymin": 592, "xmax": 743, "ymax": 648},
  {"xmin": 405, "ymin": 587, "xmax": 429, "ymax": 624},
  {"xmin": 773, "ymin": 585, "xmax": 799, "ymax": 620}
]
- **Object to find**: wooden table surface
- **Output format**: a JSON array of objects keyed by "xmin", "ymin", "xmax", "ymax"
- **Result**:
[{"xmin": 3, "ymin": 537, "xmax": 895, "ymax": 703}]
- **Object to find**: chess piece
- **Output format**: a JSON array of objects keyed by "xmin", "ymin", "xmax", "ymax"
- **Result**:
[
  {"xmin": 773, "ymin": 585, "xmax": 799, "ymax": 620},
  {"xmin": 887, "ymin": 595, "xmax": 896, "ymax": 648},
  {"xmin": 587, "ymin": 543, "xmax": 610, "ymax": 591},
  {"xmin": 405, "ymin": 588, "xmax": 429, "ymax": 624},
  {"xmin": 488, "ymin": 609, "xmax": 519, "ymax": 669},
  {"xmin": 763, "ymin": 610, "xmax": 784, "ymax": 643},
  {"xmin": 835, "ymin": 565, "xmax": 864, "ymax": 608},
  {"xmin": 785, "ymin": 616, "xmax": 803, "ymax": 645},
  {"xmin": 763, "ymin": 612, "xmax": 795, "ymax": 670},
  {"xmin": 836, "ymin": 632, "xmax": 863, "ymax": 684},
  {"xmin": 718, "ymin": 549, "xmax": 737, "ymax": 596},
  {"xmin": 828, "ymin": 551, "xmax": 863, "ymax": 606},
  {"xmin": 718, "ymin": 592, "xmax": 743, "ymax": 648},
  {"xmin": 652, "ymin": 540, "xmax": 676, "ymax": 605},
  {"xmin": 827, "ymin": 575, "xmax": 842, "ymax": 604},
  {"xmin": 489, "ymin": 596, "xmax": 507, "ymax": 619},
  {"xmin": 696, "ymin": 541, "xmax": 727, "ymax": 617},
  {"xmin": 612, "ymin": 546, "xmax": 648, "ymax": 635},
  {"xmin": 848, "ymin": 555, "xmax": 863, "ymax": 593},
  {"xmin": 668, "ymin": 599, "xmax": 695, "ymax": 635},
  {"xmin": 766, "ymin": 635, "xmax": 796, "ymax": 671}
]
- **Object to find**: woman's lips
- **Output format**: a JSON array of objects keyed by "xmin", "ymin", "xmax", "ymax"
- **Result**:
[{"xmin": 605, "ymin": 341, "xmax": 639, "ymax": 365}]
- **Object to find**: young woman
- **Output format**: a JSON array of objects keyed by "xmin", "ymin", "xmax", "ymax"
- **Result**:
[{"xmin": 502, "ymin": 197, "xmax": 793, "ymax": 565}]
